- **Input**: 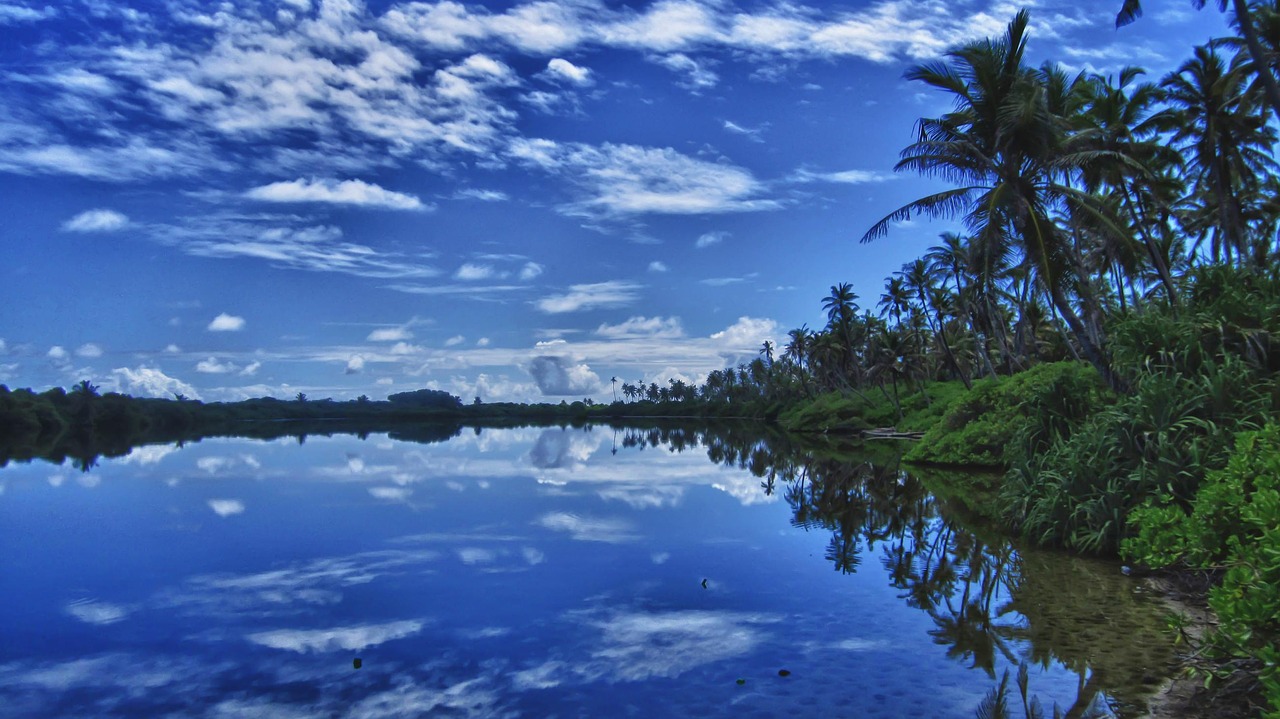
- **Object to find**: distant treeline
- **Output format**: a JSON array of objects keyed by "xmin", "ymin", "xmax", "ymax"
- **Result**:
[{"xmin": 0, "ymin": 381, "xmax": 785, "ymax": 472}]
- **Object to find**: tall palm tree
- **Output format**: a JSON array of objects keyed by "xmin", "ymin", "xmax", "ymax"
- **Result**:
[
  {"xmin": 860, "ymin": 10, "xmax": 1125, "ymax": 391},
  {"xmin": 1117, "ymin": 0, "xmax": 1280, "ymax": 125},
  {"xmin": 1160, "ymin": 42, "xmax": 1277, "ymax": 266}
]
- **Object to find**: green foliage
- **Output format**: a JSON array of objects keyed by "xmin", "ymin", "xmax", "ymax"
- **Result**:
[
  {"xmin": 1006, "ymin": 266, "xmax": 1280, "ymax": 555},
  {"xmin": 906, "ymin": 362, "xmax": 1104, "ymax": 468},
  {"xmin": 387, "ymin": 388, "xmax": 464, "ymax": 409},
  {"xmin": 1125, "ymin": 423, "xmax": 1280, "ymax": 714}
]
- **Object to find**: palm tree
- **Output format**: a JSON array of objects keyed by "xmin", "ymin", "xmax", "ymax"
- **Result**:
[
  {"xmin": 610, "ymin": 376, "xmax": 618, "ymax": 403},
  {"xmin": 860, "ymin": 10, "xmax": 1125, "ymax": 391},
  {"xmin": 1160, "ymin": 42, "xmax": 1277, "ymax": 266},
  {"xmin": 1117, "ymin": 0, "xmax": 1280, "ymax": 125}
]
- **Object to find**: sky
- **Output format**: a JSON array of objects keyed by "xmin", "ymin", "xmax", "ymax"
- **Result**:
[{"xmin": 0, "ymin": 0, "xmax": 1229, "ymax": 403}]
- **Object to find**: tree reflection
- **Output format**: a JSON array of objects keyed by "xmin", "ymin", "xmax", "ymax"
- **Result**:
[{"xmin": 614, "ymin": 424, "xmax": 1174, "ymax": 718}]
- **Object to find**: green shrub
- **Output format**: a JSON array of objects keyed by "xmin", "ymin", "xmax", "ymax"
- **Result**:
[
  {"xmin": 905, "ymin": 362, "xmax": 1103, "ymax": 468},
  {"xmin": 1125, "ymin": 423, "xmax": 1280, "ymax": 714}
]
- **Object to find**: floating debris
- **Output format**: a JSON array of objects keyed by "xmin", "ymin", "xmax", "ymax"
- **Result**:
[
  {"xmin": 353, "ymin": 658, "xmax": 362, "ymax": 669},
  {"xmin": 777, "ymin": 669, "xmax": 791, "ymax": 677},
  {"xmin": 701, "ymin": 578, "xmax": 709, "ymax": 589},
  {"xmin": 736, "ymin": 678, "xmax": 746, "ymax": 685}
]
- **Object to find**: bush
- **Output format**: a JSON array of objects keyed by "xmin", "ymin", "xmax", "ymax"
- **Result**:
[
  {"xmin": 905, "ymin": 362, "xmax": 1103, "ymax": 468},
  {"xmin": 1125, "ymin": 423, "xmax": 1280, "ymax": 714}
]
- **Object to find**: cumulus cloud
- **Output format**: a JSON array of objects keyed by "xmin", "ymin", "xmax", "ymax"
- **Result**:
[
  {"xmin": 543, "ymin": 57, "xmax": 592, "ymax": 85},
  {"xmin": 207, "ymin": 313, "xmax": 246, "ymax": 332},
  {"xmin": 244, "ymin": 178, "xmax": 427, "ymax": 211},
  {"xmin": 75, "ymin": 343, "xmax": 104, "ymax": 358},
  {"xmin": 526, "ymin": 355, "xmax": 601, "ymax": 396},
  {"xmin": 62, "ymin": 209, "xmax": 129, "ymax": 232},
  {"xmin": 345, "ymin": 355, "xmax": 365, "ymax": 374},
  {"xmin": 535, "ymin": 281, "xmax": 640, "ymax": 314},
  {"xmin": 239, "ymin": 361, "xmax": 261, "ymax": 376},
  {"xmin": 196, "ymin": 357, "xmax": 237, "ymax": 374},
  {"xmin": 111, "ymin": 366, "xmax": 200, "ymax": 399},
  {"xmin": 648, "ymin": 261, "xmax": 668, "ymax": 272}
]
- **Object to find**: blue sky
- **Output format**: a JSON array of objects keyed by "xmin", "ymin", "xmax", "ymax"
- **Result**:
[{"xmin": 0, "ymin": 0, "xmax": 1227, "ymax": 402}]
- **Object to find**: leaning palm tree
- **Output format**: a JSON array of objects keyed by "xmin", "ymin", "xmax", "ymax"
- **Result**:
[{"xmin": 860, "ymin": 10, "xmax": 1126, "ymax": 391}]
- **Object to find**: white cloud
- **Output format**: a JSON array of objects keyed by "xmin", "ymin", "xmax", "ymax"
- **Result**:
[
  {"xmin": 648, "ymin": 261, "xmax": 668, "ymax": 272},
  {"xmin": 111, "ymin": 366, "xmax": 200, "ymax": 399},
  {"xmin": 444, "ymin": 335, "xmax": 465, "ymax": 347},
  {"xmin": 535, "ymin": 281, "xmax": 641, "ymax": 314},
  {"xmin": 695, "ymin": 231, "xmax": 727, "ymax": 249},
  {"xmin": 207, "ymin": 313, "xmax": 246, "ymax": 332},
  {"xmin": 0, "ymin": 4, "xmax": 57, "ymax": 23},
  {"xmin": 345, "ymin": 355, "xmax": 365, "ymax": 374},
  {"xmin": 652, "ymin": 53, "xmax": 718, "ymax": 90},
  {"xmin": 62, "ymin": 209, "xmax": 129, "ymax": 232},
  {"xmin": 367, "ymin": 326, "xmax": 413, "ymax": 342},
  {"xmin": 790, "ymin": 168, "xmax": 896, "ymax": 184},
  {"xmin": 722, "ymin": 119, "xmax": 766, "ymax": 142},
  {"xmin": 595, "ymin": 316, "xmax": 685, "ymax": 339},
  {"xmin": 511, "ymin": 140, "xmax": 777, "ymax": 217},
  {"xmin": 47, "ymin": 346, "xmax": 68, "ymax": 360},
  {"xmin": 75, "ymin": 343, "xmax": 104, "ymax": 358},
  {"xmin": 245, "ymin": 178, "xmax": 427, "ymax": 211},
  {"xmin": 518, "ymin": 262, "xmax": 543, "ymax": 281},
  {"xmin": 239, "ymin": 361, "xmax": 261, "ymax": 376},
  {"xmin": 543, "ymin": 57, "xmax": 592, "ymax": 85},
  {"xmin": 452, "ymin": 188, "xmax": 508, "ymax": 201},
  {"xmin": 455, "ymin": 263, "xmax": 497, "ymax": 280},
  {"xmin": 196, "ymin": 357, "xmax": 237, "ymax": 374}
]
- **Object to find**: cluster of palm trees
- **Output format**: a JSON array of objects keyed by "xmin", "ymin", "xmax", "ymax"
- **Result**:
[
  {"xmin": 854, "ymin": 8, "xmax": 1278, "ymax": 392},
  {"xmin": 703, "ymin": 7, "xmax": 1280, "ymax": 408}
]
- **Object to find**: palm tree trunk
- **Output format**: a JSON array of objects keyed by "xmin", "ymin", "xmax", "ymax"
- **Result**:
[{"xmin": 1047, "ymin": 284, "xmax": 1127, "ymax": 393}]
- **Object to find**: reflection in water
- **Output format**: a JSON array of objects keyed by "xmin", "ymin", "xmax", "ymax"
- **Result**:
[
  {"xmin": 615, "ymin": 425, "xmax": 1174, "ymax": 718},
  {"xmin": 0, "ymin": 424, "xmax": 1174, "ymax": 718}
]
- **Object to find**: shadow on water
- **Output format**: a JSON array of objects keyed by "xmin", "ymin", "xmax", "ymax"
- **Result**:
[{"xmin": 612, "ymin": 424, "xmax": 1177, "ymax": 719}]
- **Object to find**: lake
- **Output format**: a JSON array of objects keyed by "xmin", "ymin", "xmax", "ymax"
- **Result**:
[{"xmin": 0, "ymin": 423, "xmax": 1175, "ymax": 718}]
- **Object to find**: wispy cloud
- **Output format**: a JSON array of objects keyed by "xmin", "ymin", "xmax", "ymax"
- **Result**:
[
  {"xmin": 62, "ymin": 209, "xmax": 129, "ymax": 232},
  {"xmin": 244, "ymin": 178, "xmax": 428, "ymax": 211},
  {"xmin": 595, "ymin": 316, "xmax": 684, "ymax": 339},
  {"xmin": 535, "ymin": 281, "xmax": 641, "ymax": 314},
  {"xmin": 511, "ymin": 140, "xmax": 778, "ymax": 217}
]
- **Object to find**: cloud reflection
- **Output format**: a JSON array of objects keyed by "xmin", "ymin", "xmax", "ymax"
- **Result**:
[
  {"xmin": 65, "ymin": 598, "xmax": 131, "ymax": 625},
  {"xmin": 208, "ymin": 499, "xmax": 245, "ymax": 517},
  {"xmin": 582, "ymin": 609, "xmax": 781, "ymax": 682},
  {"xmin": 535, "ymin": 512, "xmax": 638, "ymax": 543},
  {"xmin": 247, "ymin": 619, "xmax": 426, "ymax": 653}
]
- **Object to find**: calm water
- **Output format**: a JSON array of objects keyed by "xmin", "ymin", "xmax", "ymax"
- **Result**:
[{"xmin": 0, "ymin": 425, "xmax": 1174, "ymax": 718}]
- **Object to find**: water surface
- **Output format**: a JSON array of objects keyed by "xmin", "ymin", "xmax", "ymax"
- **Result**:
[{"xmin": 0, "ymin": 425, "xmax": 1174, "ymax": 718}]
